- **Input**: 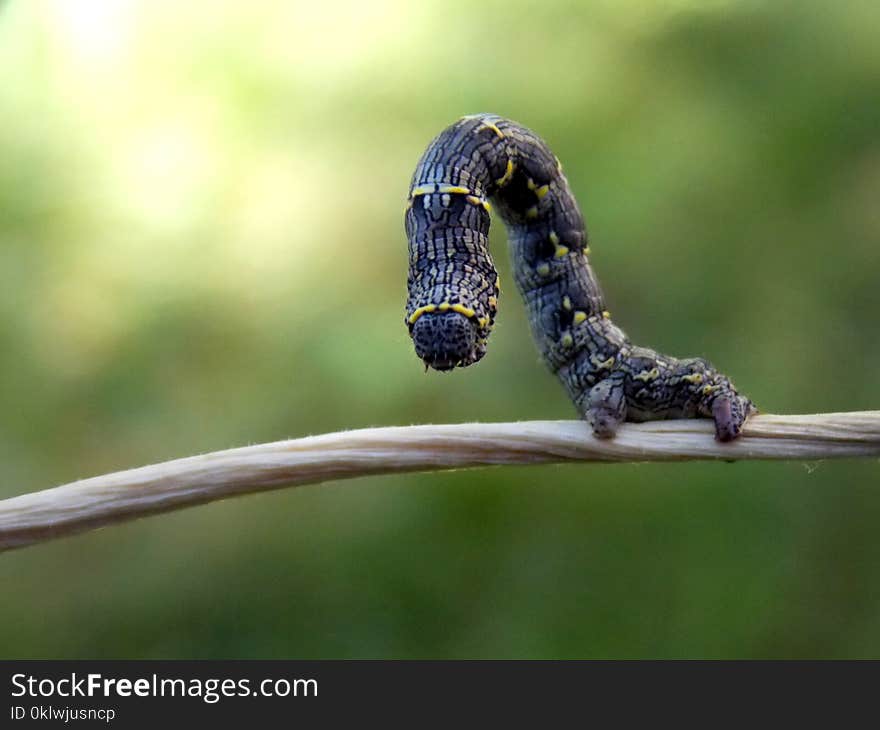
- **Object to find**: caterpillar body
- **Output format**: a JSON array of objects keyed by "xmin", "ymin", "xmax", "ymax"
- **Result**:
[{"xmin": 404, "ymin": 114, "xmax": 755, "ymax": 441}]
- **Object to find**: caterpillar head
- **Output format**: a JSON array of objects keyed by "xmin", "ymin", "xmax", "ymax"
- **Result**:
[{"xmin": 411, "ymin": 312, "xmax": 484, "ymax": 371}]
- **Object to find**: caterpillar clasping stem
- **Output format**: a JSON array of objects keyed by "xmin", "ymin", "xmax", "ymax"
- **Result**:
[{"xmin": 405, "ymin": 114, "xmax": 755, "ymax": 441}]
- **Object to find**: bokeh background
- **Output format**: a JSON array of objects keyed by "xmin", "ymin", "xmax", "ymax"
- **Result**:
[{"xmin": 1, "ymin": 0, "xmax": 879, "ymax": 658}]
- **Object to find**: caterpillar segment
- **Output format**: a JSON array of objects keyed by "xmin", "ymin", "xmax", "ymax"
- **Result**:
[{"xmin": 404, "ymin": 114, "xmax": 756, "ymax": 441}]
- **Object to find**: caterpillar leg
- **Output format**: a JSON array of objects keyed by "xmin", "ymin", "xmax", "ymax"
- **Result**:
[
  {"xmin": 578, "ymin": 359, "xmax": 756, "ymax": 442},
  {"xmin": 710, "ymin": 392, "xmax": 757, "ymax": 442},
  {"xmin": 582, "ymin": 372, "xmax": 628, "ymax": 439}
]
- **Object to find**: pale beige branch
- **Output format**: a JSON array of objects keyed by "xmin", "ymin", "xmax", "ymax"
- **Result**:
[{"xmin": 1, "ymin": 411, "xmax": 878, "ymax": 552}]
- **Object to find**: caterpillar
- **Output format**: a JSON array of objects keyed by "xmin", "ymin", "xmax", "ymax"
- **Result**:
[{"xmin": 404, "ymin": 114, "xmax": 756, "ymax": 441}]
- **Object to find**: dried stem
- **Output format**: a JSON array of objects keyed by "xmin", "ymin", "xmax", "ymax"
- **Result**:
[{"xmin": 1, "ymin": 411, "xmax": 878, "ymax": 552}]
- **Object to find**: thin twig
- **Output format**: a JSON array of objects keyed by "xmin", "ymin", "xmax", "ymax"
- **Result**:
[{"xmin": 1, "ymin": 411, "xmax": 878, "ymax": 552}]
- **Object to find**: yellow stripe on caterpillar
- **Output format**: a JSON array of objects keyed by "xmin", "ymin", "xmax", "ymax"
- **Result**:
[
  {"xmin": 459, "ymin": 115, "xmax": 505, "ymax": 139},
  {"xmin": 438, "ymin": 302, "xmax": 474, "ymax": 315},
  {"xmin": 466, "ymin": 195, "xmax": 492, "ymax": 213},
  {"xmin": 482, "ymin": 121, "xmax": 504, "ymax": 139},
  {"xmin": 573, "ymin": 311, "xmax": 587, "ymax": 325},
  {"xmin": 408, "ymin": 304, "xmax": 436, "ymax": 323},
  {"xmin": 682, "ymin": 373, "xmax": 703, "ymax": 384},
  {"xmin": 591, "ymin": 355, "xmax": 615, "ymax": 370},
  {"xmin": 554, "ymin": 245, "xmax": 569, "ymax": 258},
  {"xmin": 496, "ymin": 159, "xmax": 515, "ymax": 187},
  {"xmin": 408, "ymin": 302, "xmax": 478, "ymax": 326},
  {"xmin": 410, "ymin": 183, "xmax": 473, "ymax": 197}
]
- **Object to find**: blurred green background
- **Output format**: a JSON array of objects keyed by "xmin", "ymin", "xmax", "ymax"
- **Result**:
[{"xmin": 1, "ymin": 0, "xmax": 879, "ymax": 658}]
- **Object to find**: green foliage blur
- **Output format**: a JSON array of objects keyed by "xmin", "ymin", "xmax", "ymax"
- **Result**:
[{"xmin": 1, "ymin": 0, "xmax": 879, "ymax": 659}]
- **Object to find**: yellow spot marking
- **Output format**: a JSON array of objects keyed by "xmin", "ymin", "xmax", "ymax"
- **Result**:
[
  {"xmin": 591, "ymin": 355, "xmax": 615, "ymax": 370},
  {"xmin": 535, "ymin": 184, "xmax": 550, "ymax": 199},
  {"xmin": 554, "ymin": 245, "xmax": 569, "ymax": 258},
  {"xmin": 526, "ymin": 206, "xmax": 539, "ymax": 219},
  {"xmin": 583, "ymin": 246, "xmax": 591, "ymax": 256},
  {"xmin": 602, "ymin": 310, "xmax": 612, "ymax": 319},
  {"xmin": 573, "ymin": 311, "xmax": 587, "ymax": 325},
  {"xmin": 635, "ymin": 368, "xmax": 660, "ymax": 382},
  {"xmin": 527, "ymin": 178, "xmax": 537, "ymax": 191},
  {"xmin": 488, "ymin": 296, "xmax": 498, "ymax": 308},
  {"xmin": 536, "ymin": 263, "xmax": 551, "ymax": 276},
  {"xmin": 549, "ymin": 231, "xmax": 560, "ymax": 246},
  {"xmin": 496, "ymin": 159, "xmax": 515, "ymax": 187},
  {"xmin": 702, "ymin": 384, "xmax": 718, "ymax": 396},
  {"xmin": 682, "ymin": 373, "xmax": 703, "ymax": 385},
  {"xmin": 562, "ymin": 296, "xmax": 572, "ymax": 311},
  {"xmin": 495, "ymin": 275, "xmax": 501, "ymax": 292},
  {"xmin": 561, "ymin": 334, "xmax": 574, "ymax": 348}
]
